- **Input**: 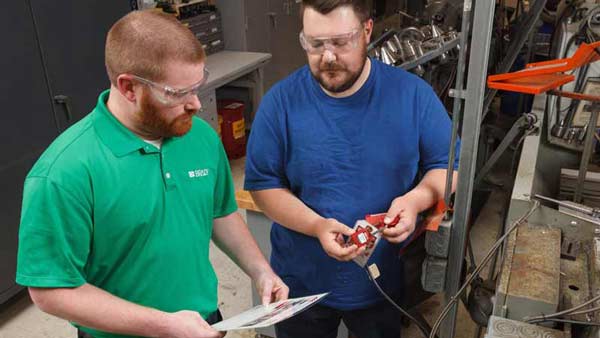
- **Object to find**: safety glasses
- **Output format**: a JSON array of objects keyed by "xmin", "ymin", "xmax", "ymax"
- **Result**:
[
  {"xmin": 132, "ymin": 68, "xmax": 210, "ymax": 106},
  {"xmin": 299, "ymin": 29, "xmax": 363, "ymax": 55}
]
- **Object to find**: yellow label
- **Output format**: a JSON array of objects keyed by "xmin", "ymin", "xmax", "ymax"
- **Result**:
[
  {"xmin": 232, "ymin": 119, "xmax": 245, "ymax": 139},
  {"xmin": 217, "ymin": 115, "xmax": 223, "ymax": 136}
]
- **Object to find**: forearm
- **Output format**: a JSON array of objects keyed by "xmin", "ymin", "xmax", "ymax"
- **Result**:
[
  {"xmin": 29, "ymin": 284, "xmax": 170, "ymax": 337},
  {"xmin": 250, "ymin": 188, "xmax": 324, "ymax": 237},
  {"xmin": 212, "ymin": 212, "xmax": 273, "ymax": 280},
  {"xmin": 403, "ymin": 169, "xmax": 458, "ymax": 212}
]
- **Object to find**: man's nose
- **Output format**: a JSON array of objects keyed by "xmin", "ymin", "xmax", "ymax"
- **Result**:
[
  {"xmin": 185, "ymin": 94, "xmax": 202, "ymax": 111},
  {"xmin": 322, "ymin": 48, "xmax": 337, "ymax": 63}
]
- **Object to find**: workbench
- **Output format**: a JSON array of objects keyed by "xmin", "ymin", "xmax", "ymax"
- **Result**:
[{"xmin": 197, "ymin": 50, "xmax": 271, "ymax": 131}]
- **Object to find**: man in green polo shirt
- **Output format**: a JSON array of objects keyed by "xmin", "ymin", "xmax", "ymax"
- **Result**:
[{"xmin": 16, "ymin": 10, "xmax": 288, "ymax": 338}]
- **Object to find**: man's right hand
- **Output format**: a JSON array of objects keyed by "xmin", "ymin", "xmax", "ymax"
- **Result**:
[
  {"xmin": 314, "ymin": 218, "xmax": 365, "ymax": 261},
  {"xmin": 162, "ymin": 310, "xmax": 224, "ymax": 338}
]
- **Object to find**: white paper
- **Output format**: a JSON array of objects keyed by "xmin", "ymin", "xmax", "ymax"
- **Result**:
[{"xmin": 212, "ymin": 293, "xmax": 328, "ymax": 331}]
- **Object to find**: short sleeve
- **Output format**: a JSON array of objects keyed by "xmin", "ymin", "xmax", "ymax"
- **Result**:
[
  {"xmin": 16, "ymin": 177, "xmax": 93, "ymax": 288},
  {"xmin": 418, "ymin": 86, "xmax": 460, "ymax": 172},
  {"xmin": 212, "ymin": 142, "xmax": 238, "ymax": 218},
  {"xmin": 244, "ymin": 90, "xmax": 289, "ymax": 191}
]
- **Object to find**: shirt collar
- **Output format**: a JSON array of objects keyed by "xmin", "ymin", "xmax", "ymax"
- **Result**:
[{"xmin": 92, "ymin": 90, "xmax": 157, "ymax": 157}]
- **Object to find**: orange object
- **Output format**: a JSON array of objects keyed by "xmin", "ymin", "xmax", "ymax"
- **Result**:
[
  {"xmin": 365, "ymin": 213, "xmax": 399, "ymax": 228},
  {"xmin": 488, "ymin": 73, "xmax": 574, "ymax": 94},
  {"xmin": 423, "ymin": 199, "xmax": 450, "ymax": 232},
  {"xmin": 547, "ymin": 89, "xmax": 600, "ymax": 102},
  {"xmin": 487, "ymin": 41, "xmax": 600, "ymax": 94},
  {"xmin": 218, "ymin": 100, "xmax": 246, "ymax": 159}
]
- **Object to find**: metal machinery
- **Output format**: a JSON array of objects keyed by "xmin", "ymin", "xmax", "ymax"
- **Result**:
[
  {"xmin": 368, "ymin": 1, "xmax": 462, "ymax": 106},
  {"xmin": 373, "ymin": 1, "xmax": 600, "ymax": 338},
  {"xmin": 415, "ymin": 0, "xmax": 600, "ymax": 337}
]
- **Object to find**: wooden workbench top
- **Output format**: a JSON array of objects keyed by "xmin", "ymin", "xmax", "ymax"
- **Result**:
[{"xmin": 235, "ymin": 190, "xmax": 262, "ymax": 213}]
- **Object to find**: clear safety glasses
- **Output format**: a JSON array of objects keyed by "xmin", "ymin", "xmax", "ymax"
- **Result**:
[
  {"xmin": 132, "ymin": 68, "xmax": 210, "ymax": 106},
  {"xmin": 299, "ymin": 29, "xmax": 363, "ymax": 55}
]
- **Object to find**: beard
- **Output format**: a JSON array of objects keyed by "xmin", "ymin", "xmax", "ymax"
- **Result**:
[
  {"xmin": 139, "ymin": 90, "xmax": 196, "ymax": 138},
  {"xmin": 311, "ymin": 48, "xmax": 368, "ymax": 93}
]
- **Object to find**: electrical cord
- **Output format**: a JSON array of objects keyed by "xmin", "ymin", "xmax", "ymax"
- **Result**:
[
  {"xmin": 527, "ymin": 318, "xmax": 600, "ymax": 326},
  {"xmin": 569, "ymin": 305, "xmax": 600, "ymax": 316},
  {"xmin": 523, "ymin": 294, "xmax": 600, "ymax": 323},
  {"xmin": 365, "ymin": 265, "xmax": 437, "ymax": 338},
  {"xmin": 427, "ymin": 200, "xmax": 540, "ymax": 338}
]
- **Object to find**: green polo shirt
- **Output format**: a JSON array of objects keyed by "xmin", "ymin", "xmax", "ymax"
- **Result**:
[{"xmin": 16, "ymin": 90, "xmax": 237, "ymax": 338}]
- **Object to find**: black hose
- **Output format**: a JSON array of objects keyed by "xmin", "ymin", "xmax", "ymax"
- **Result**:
[{"xmin": 365, "ymin": 267, "xmax": 437, "ymax": 338}]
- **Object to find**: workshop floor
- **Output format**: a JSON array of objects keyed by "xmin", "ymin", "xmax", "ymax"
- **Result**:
[{"xmin": 0, "ymin": 156, "xmax": 509, "ymax": 338}]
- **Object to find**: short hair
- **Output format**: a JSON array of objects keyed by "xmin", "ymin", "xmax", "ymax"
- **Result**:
[
  {"xmin": 105, "ymin": 10, "xmax": 205, "ymax": 85},
  {"xmin": 301, "ymin": 0, "xmax": 371, "ymax": 23}
]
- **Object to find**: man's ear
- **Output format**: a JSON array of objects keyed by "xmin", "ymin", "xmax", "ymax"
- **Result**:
[
  {"xmin": 364, "ymin": 19, "xmax": 374, "ymax": 43},
  {"xmin": 115, "ymin": 74, "xmax": 138, "ymax": 102}
]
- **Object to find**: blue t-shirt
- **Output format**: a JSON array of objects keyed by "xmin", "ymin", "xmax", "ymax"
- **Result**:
[{"xmin": 244, "ymin": 59, "xmax": 459, "ymax": 310}]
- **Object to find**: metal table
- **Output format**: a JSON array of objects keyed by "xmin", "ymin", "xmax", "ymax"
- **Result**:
[{"xmin": 197, "ymin": 50, "xmax": 272, "ymax": 131}]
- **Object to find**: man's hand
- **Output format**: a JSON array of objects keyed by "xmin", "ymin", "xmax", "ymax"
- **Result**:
[
  {"xmin": 382, "ymin": 197, "xmax": 418, "ymax": 244},
  {"xmin": 162, "ymin": 310, "xmax": 224, "ymax": 338},
  {"xmin": 315, "ymin": 218, "xmax": 365, "ymax": 261},
  {"xmin": 255, "ymin": 270, "xmax": 289, "ymax": 306}
]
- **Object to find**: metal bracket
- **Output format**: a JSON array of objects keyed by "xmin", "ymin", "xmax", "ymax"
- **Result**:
[{"xmin": 448, "ymin": 88, "xmax": 466, "ymax": 99}]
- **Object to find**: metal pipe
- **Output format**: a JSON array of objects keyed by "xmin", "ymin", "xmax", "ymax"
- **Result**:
[
  {"xmin": 474, "ymin": 115, "xmax": 530, "ymax": 187},
  {"xmin": 441, "ymin": 0, "xmax": 496, "ymax": 337},
  {"xmin": 443, "ymin": 0, "xmax": 473, "ymax": 208},
  {"xmin": 574, "ymin": 105, "xmax": 600, "ymax": 203},
  {"xmin": 533, "ymin": 194, "xmax": 599, "ymax": 217}
]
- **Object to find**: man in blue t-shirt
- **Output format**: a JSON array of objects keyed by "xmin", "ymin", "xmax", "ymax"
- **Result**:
[{"xmin": 244, "ymin": 0, "xmax": 459, "ymax": 337}]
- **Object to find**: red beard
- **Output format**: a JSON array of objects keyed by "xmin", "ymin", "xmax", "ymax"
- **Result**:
[{"xmin": 139, "ymin": 90, "xmax": 195, "ymax": 137}]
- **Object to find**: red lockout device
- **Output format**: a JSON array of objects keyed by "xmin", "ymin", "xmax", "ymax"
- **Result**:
[{"xmin": 349, "ymin": 213, "xmax": 400, "ymax": 248}]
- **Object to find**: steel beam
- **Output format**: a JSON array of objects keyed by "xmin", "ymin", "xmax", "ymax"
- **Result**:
[{"xmin": 441, "ymin": 0, "xmax": 496, "ymax": 337}]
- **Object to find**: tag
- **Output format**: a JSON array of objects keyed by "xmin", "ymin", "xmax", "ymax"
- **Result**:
[{"xmin": 368, "ymin": 264, "xmax": 381, "ymax": 279}]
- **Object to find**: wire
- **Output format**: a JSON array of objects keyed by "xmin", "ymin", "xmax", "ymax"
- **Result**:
[
  {"xmin": 527, "ymin": 318, "xmax": 600, "ymax": 326},
  {"xmin": 569, "ymin": 305, "xmax": 600, "ymax": 316},
  {"xmin": 365, "ymin": 266, "xmax": 436, "ymax": 338},
  {"xmin": 428, "ymin": 200, "xmax": 540, "ymax": 338},
  {"xmin": 524, "ymin": 294, "xmax": 600, "ymax": 323}
]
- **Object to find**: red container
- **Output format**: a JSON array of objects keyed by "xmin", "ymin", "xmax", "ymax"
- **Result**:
[{"xmin": 217, "ymin": 99, "xmax": 246, "ymax": 159}]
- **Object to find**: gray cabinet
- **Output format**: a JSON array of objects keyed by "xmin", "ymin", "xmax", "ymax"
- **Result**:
[
  {"xmin": 29, "ymin": 0, "xmax": 131, "ymax": 131},
  {"xmin": 0, "ymin": 1, "xmax": 130, "ymax": 305},
  {"xmin": 216, "ymin": 0, "xmax": 307, "ymax": 90},
  {"xmin": 0, "ymin": 0, "xmax": 58, "ymax": 304},
  {"xmin": 264, "ymin": 0, "xmax": 306, "ymax": 90}
]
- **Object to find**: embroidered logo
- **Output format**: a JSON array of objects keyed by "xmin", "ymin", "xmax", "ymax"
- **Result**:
[{"xmin": 188, "ymin": 169, "xmax": 209, "ymax": 178}]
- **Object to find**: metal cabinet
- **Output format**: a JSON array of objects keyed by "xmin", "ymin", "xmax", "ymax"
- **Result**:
[
  {"xmin": 263, "ymin": 0, "xmax": 306, "ymax": 90},
  {"xmin": 216, "ymin": 0, "xmax": 307, "ymax": 90},
  {"xmin": 0, "ymin": 1, "xmax": 130, "ymax": 305},
  {"xmin": 29, "ymin": 0, "xmax": 130, "ymax": 131},
  {"xmin": 0, "ymin": 1, "xmax": 58, "ymax": 304}
]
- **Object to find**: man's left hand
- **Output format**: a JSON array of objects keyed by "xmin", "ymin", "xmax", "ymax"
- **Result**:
[
  {"xmin": 381, "ymin": 196, "xmax": 418, "ymax": 244},
  {"xmin": 255, "ymin": 270, "xmax": 289, "ymax": 306}
]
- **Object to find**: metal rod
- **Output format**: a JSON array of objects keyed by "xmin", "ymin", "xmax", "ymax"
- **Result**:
[
  {"xmin": 474, "ymin": 115, "xmax": 528, "ymax": 187},
  {"xmin": 367, "ymin": 29, "xmax": 397, "ymax": 51},
  {"xmin": 574, "ymin": 106, "xmax": 600, "ymax": 203},
  {"xmin": 548, "ymin": 90, "xmax": 600, "ymax": 102},
  {"xmin": 443, "ymin": 0, "xmax": 473, "ymax": 208},
  {"xmin": 399, "ymin": 37, "xmax": 460, "ymax": 71},
  {"xmin": 441, "ymin": 0, "xmax": 496, "ymax": 336},
  {"xmin": 533, "ymin": 194, "xmax": 596, "ymax": 216},
  {"xmin": 516, "ymin": 25, "xmax": 538, "ymax": 115}
]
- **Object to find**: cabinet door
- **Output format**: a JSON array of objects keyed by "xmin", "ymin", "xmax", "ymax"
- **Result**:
[
  {"xmin": 264, "ymin": 0, "xmax": 306, "ymax": 90},
  {"xmin": 244, "ymin": 0, "xmax": 270, "ymax": 53},
  {"xmin": 0, "ymin": 0, "xmax": 59, "ymax": 304},
  {"xmin": 29, "ymin": 1, "xmax": 130, "ymax": 131}
]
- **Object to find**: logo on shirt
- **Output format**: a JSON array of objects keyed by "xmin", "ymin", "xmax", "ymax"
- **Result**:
[{"xmin": 188, "ymin": 169, "xmax": 209, "ymax": 178}]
